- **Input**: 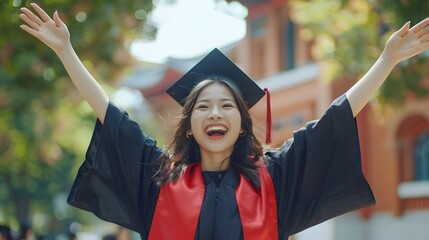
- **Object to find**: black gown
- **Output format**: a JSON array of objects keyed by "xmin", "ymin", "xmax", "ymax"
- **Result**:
[{"xmin": 67, "ymin": 94, "xmax": 375, "ymax": 240}]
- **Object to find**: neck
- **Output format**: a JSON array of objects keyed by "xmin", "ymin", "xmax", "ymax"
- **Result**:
[{"xmin": 200, "ymin": 151, "xmax": 231, "ymax": 171}]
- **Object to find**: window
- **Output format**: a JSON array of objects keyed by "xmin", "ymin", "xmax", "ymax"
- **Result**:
[
  {"xmin": 396, "ymin": 115, "xmax": 429, "ymax": 204},
  {"xmin": 250, "ymin": 15, "xmax": 267, "ymax": 38},
  {"xmin": 249, "ymin": 15, "xmax": 267, "ymax": 78},
  {"xmin": 414, "ymin": 132, "xmax": 429, "ymax": 180},
  {"xmin": 396, "ymin": 115, "xmax": 429, "ymax": 181},
  {"xmin": 283, "ymin": 17, "xmax": 295, "ymax": 70}
]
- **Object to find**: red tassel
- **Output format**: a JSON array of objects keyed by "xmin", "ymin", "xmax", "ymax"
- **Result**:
[{"xmin": 263, "ymin": 88, "xmax": 272, "ymax": 144}]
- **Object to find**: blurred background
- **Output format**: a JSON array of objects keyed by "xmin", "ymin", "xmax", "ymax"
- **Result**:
[{"xmin": 1, "ymin": 0, "xmax": 429, "ymax": 239}]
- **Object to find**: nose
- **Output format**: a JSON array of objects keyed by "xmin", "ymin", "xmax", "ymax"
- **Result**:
[{"xmin": 209, "ymin": 106, "xmax": 222, "ymax": 120}]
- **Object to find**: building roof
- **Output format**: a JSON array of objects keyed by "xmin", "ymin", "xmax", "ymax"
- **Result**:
[
  {"xmin": 121, "ymin": 41, "xmax": 240, "ymax": 90},
  {"xmin": 257, "ymin": 63, "xmax": 319, "ymax": 93}
]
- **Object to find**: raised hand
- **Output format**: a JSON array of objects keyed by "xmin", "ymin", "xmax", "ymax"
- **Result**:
[
  {"xmin": 346, "ymin": 18, "xmax": 429, "ymax": 117},
  {"xmin": 20, "ymin": 3, "xmax": 70, "ymax": 54},
  {"xmin": 383, "ymin": 18, "xmax": 429, "ymax": 64},
  {"xmin": 19, "ymin": 2, "xmax": 109, "ymax": 122}
]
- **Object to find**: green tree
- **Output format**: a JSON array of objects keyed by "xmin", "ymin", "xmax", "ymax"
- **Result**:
[
  {"xmin": 0, "ymin": 0, "xmax": 154, "ymax": 234},
  {"xmin": 289, "ymin": 0, "xmax": 429, "ymax": 105}
]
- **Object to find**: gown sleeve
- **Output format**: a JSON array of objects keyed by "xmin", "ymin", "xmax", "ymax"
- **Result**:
[
  {"xmin": 67, "ymin": 102, "xmax": 163, "ymax": 234},
  {"xmin": 265, "ymin": 94, "xmax": 375, "ymax": 237}
]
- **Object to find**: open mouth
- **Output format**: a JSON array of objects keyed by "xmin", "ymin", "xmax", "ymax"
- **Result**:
[{"xmin": 205, "ymin": 125, "xmax": 228, "ymax": 137}]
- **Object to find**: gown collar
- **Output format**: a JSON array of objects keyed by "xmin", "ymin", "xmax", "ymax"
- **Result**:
[
  {"xmin": 149, "ymin": 162, "xmax": 279, "ymax": 240},
  {"xmin": 202, "ymin": 167, "xmax": 239, "ymax": 188}
]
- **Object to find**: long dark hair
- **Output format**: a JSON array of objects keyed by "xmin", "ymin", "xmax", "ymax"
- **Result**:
[{"xmin": 156, "ymin": 77, "xmax": 264, "ymax": 187}]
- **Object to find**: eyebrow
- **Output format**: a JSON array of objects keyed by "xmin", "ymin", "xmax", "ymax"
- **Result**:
[{"xmin": 196, "ymin": 98, "xmax": 235, "ymax": 104}]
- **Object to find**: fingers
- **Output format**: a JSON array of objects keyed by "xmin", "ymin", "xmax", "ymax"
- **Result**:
[
  {"xmin": 415, "ymin": 41, "xmax": 429, "ymax": 56},
  {"xmin": 420, "ymin": 30, "xmax": 429, "ymax": 42},
  {"xmin": 53, "ymin": 11, "xmax": 64, "ymax": 28},
  {"xmin": 20, "ymin": 3, "xmax": 54, "ymax": 28},
  {"xmin": 20, "ymin": 7, "xmax": 44, "ymax": 26},
  {"xmin": 20, "ymin": 3, "xmax": 61, "ymax": 34},
  {"xmin": 30, "ymin": 3, "xmax": 53, "ymax": 23},
  {"xmin": 20, "ymin": 11, "xmax": 40, "ymax": 30},
  {"xmin": 410, "ymin": 18, "xmax": 429, "ymax": 36},
  {"xmin": 396, "ymin": 21, "xmax": 410, "ymax": 37},
  {"xmin": 20, "ymin": 24, "xmax": 39, "ymax": 38},
  {"xmin": 415, "ymin": 22, "xmax": 429, "ymax": 39}
]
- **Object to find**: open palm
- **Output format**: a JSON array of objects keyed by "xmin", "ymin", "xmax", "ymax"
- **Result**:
[
  {"xmin": 20, "ymin": 3, "xmax": 70, "ymax": 54},
  {"xmin": 384, "ymin": 18, "xmax": 429, "ymax": 64}
]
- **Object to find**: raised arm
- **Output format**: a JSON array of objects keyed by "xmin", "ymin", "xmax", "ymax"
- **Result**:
[
  {"xmin": 20, "ymin": 3, "xmax": 109, "ymax": 123},
  {"xmin": 346, "ymin": 18, "xmax": 429, "ymax": 117}
]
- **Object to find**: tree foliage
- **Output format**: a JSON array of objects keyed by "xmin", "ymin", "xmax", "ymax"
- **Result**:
[
  {"xmin": 289, "ymin": 0, "xmax": 429, "ymax": 104},
  {"xmin": 0, "ymin": 0, "xmax": 153, "ymax": 234}
]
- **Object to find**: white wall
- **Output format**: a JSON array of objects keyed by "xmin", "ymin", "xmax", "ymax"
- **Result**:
[
  {"xmin": 294, "ymin": 211, "xmax": 429, "ymax": 240},
  {"xmin": 295, "ymin": 219, "xmax": 335, "ymax": 240}
]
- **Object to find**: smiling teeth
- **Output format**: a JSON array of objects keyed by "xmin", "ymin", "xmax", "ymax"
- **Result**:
[{"xmin": 206, "ymin": 126, "xmax": 227, "ymax": 132}]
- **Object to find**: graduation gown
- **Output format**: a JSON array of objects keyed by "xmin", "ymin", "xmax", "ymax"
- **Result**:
[{"xmin": 67, "ymin": 94, "xmax": 375, "ymax": 239}]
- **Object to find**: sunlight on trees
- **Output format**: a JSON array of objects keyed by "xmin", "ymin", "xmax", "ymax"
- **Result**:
[
  {"xmin": 289, "ymin": 0, "xmax": 429, "ymax": 104},
  {"xmin": 0, "ymin": 0, "xmax": 154, "ymax": 235}
]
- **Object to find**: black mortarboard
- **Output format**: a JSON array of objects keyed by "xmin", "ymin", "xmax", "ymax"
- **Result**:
[{"xmin": 166, "ymin": 48, "xmax": 265, "ymax": 108}]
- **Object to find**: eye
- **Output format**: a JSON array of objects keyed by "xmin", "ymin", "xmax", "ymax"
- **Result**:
[
  {"xmin": 196, "ymin": 104, "xmax": 208, "ymax": 109},
  {"xmin": 223, "ymin": 103, "xmax": 235, "ymax": 108}
]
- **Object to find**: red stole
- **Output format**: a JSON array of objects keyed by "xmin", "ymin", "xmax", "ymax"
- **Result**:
[{"xmin": 148, "ymin": 162, "xmax": 278, "ymax": 240}]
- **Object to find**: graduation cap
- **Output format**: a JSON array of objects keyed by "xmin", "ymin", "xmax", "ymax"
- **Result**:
[
  {"xmin": 166, "ymin": 48, "xmax": 265, "ymax": 108},
  {"xmin": 166, "ymin": 48, "xmax": 272, "ymax": 144}
]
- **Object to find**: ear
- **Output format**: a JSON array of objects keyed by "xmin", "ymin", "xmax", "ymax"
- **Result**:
[
  {"xmin": 239, "ymin": 128, "xmax": 246, "ymax": 137},
  {"xmin": 186, "ymin": 129, "xmax": 193, "ymax": 136}
]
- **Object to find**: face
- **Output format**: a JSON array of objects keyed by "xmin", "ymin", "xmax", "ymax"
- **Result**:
[{"xmin": 189, "ymin": 82, "xmax": 243, "ymax": 157}]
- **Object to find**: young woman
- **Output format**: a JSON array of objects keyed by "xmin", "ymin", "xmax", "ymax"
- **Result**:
[{"xmin": 20, "ymin": 3, "xmax": 429, "ymax": 240}]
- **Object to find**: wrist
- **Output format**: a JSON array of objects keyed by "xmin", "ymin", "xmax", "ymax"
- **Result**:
[
  {"xmin": 379, "ymin": 50, "xmax": 398, "ymax": 69},
  {"xmin": 55, "ymin": 41, "xmax": 74, "ymax": 59}
]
